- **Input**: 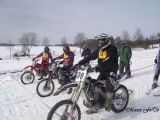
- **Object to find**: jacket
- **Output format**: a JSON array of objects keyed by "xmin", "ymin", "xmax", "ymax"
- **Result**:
[
  {"xmin": 118, "ymin": 46, "xmax": 132, "ymax": 64},
  {"xmin": 155, "ymin": 48, "xmax": 160, "ymax": 70},
  {"xmin": 81, "ymin": 47, "xmax": 91, "ymax": 58},
  {"xmin": 55, "ymin": 51, "xmax": 75, "ymax": 68},
  {"xmin": 36, "ymin": 52, "xmax": 53, "ymax": 63},
  {"xmin": 79, "ymin": 44, "xmax": 118, "ymax": 73}
]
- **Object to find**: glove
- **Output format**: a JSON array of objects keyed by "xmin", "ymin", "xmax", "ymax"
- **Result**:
[
  {"xmin": 52, "ymin": 58, "xmax": 56, "ymax": 63},
  {"xmin": 154, "ymin": 59, "xmax": 157, "ymax": 64},
  {"xmin": 95, "ymin": 65, "xmax": 102, "ymax": 72},
  {"xmin": 59, "ymin": 61, "xmax": 64, "ymax": 64},
  {"xmin": 32, "ymin": 58, "xmax": 35, "ymax": 61},
  {"xmin": 72, "ymin": 64, "xmax": 79, "ymax": 70}
]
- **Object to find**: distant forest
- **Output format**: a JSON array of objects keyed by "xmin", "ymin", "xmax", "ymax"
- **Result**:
[{"xmin": 1, "ymin": 28, "xmax": 160, "ymax": 51}]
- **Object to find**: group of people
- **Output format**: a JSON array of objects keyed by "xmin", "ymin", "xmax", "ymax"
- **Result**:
[
  {"xmin": 31, "ymin": 33, "xmax": 160, "ymax": 114},
  {"xmin": 32, "ymin": 45, "xmax": 75, "ymax": 81},
  {"xmin": 32, "ymin": 33, "xmax": 133, "ymax": 113}
]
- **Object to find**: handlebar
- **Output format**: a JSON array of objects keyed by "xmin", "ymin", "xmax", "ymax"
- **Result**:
[
  {"xmin": 72, "ymin": 63, "xmax": 96, "ymax": 73},
  {"xmin": 32, "ymin": 58, "xmax": 40, "ymax": 62}
]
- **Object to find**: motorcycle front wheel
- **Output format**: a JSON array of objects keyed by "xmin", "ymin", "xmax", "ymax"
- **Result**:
[
  {"xmin": 36, "ymin": 78, "xmax": 55, "ymax": 97},
  {"xmin": 21, "ymin": 71, "xmax": 35, "ymax": 84},
  {"xmin": 47, "ymin": 100, "xmax": 81, "ymax": 120}
]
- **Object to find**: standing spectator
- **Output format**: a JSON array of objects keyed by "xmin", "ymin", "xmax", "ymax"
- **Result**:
[
  {"xmin": 81, "ymin": 44, "xmax": 91, "ymax": 58},
  {"xmin": 152, "ymin": 47, "xmax": 160, "ymax": 89},
  {"xmin": 118, "ymin": 41, "xmax": 132, "ymax": 78}
]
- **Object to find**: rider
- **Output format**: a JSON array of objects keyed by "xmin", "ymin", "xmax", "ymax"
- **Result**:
[
  {"xmin": 75, "ymin": 33, "xmax": 118, "ymax": 113},
  {"xmin": 81, "ymin": 44, "xmax": 91, "ymax": 58},
  {"xmin": 32, "ymin": 46, "xmax": 53, "ymax": 80},
  {"xmin": 53, "ymin": 45, "xmax": 75, "ymax": 90}
]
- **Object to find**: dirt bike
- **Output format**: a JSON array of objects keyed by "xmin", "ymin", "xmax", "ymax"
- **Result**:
[
  {"xmin": 21, "ymin": 58, "xmax": 55, "ymax": 85},
  {"xmin": 36, "ymin": 61, "xmax": 76, "ymax": 97},
  {"xmin": 47, "ymin": 64, "xmax": 130, "ymax": 120},
  {"xmin": 21, "ymin": 58, "xmax": 42, "ymax": 84}
]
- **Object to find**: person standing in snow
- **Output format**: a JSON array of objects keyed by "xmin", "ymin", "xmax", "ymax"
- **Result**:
[
  {"xmin": 152, "ymin": 47, "xmax": 160, "ymax": 89},
  {"xmin": 118, "ymin": 41, "xmax": 132, "ymax": 78}
]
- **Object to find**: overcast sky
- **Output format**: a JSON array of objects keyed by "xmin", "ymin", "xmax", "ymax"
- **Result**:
[{"xmin": 0, "ymin": 0, "xmax": 160, "ymax": 44}]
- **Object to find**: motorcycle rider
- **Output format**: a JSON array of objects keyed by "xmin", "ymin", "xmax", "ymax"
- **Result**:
[
  {"xmin": 32, "ymin": 46, "xmax": 53, "ymax": 80},
  {"xmin": 81, "ymin": 44, "xmax": 91, "ymax": 58},
  {"xmin": 75, "ymin": 33, "xmax": 118, "ymax": 114},
  {"xmin": 53, "ymin": 45, "xmax": 75, "ymax": 93}
]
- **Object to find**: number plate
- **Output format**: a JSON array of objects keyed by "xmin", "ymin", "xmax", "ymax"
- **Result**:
[{"xmin": 75, "ymin": 71, "xmax": 85, "ymax": 82}]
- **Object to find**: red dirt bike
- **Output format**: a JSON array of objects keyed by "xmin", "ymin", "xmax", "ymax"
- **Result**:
[{"xmin": 20, "ymin": 58, "xmax": 51, "ymax": 84}]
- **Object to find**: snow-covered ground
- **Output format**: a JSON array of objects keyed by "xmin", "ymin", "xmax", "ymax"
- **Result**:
[{"xmin": 0, "ymin": 46, "xmax": 160, "ymax": 120}]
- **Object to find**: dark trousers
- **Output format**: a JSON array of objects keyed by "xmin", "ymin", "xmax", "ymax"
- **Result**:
[
  {"xmin": 97, "ymin": 72, "xmax": 116, "ymax": 92},
  {"xmin": 58, "ymin": 67, "xmax": 71, "ymax": 85},
  {"xmin": 119, "ymin": 61, "xmax": 131, "ymax": 76}
]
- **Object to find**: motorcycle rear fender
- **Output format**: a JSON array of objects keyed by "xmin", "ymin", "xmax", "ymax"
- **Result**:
[{"xmin": 24, "ymin": 65, "xmax": 35, "ymax": 72}]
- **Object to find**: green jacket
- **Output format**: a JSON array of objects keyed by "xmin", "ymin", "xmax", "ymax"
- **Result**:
[{"xmin": 118, "ymin": 46, "xmax": 132, "ymax": 64}]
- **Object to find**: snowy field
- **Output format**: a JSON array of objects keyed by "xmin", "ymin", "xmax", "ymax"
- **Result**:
[{"xmin": 0, "ymin": 46, "xmax": 160, "ymax": 120}]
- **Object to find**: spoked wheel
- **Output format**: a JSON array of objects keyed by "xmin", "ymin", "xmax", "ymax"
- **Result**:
[
  {"xmin": 36, "ymin": 78, "xmax": 55, "ymax": 97},
  {"xmin": 111, "ymin": 85, "xmax": 129, "ymax": 113},
  {"xmin": 47, "ymin": 100, "xmax": 81, "ymax": 120},
  {"xmin": 21, "ymin": 71, "xmax": 35, "ymax": 84}
]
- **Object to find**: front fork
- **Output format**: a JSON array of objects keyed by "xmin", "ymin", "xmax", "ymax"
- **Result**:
[
  {"xmin": 70, "ymin": 82, "xmax": 84, "ymax": 104},
  {"xmin": 61, "ymin": 82, "xmax": 84, "ymax": 120}
]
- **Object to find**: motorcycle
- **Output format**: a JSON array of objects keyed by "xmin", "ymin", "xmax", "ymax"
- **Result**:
[
  {"xmin": 21, "ymin": 58, "xmax": 57, "ymax": 85},
  {"xmin": 21, "ymin": 58, "xmax": 43, "ymax": 84},
  {"xmin": 47, "ymin": 64, "xmax": 130, "ymax": 120},
  {"xmin": 36, "ymin": 61, "xmax": 77, "ymax": 97}
]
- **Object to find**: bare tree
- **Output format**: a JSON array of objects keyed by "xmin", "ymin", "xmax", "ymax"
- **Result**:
[
  {"xmin": 6, "ymin": 40, "xmax": 13, "ymax": 59},
  {"xmin": 42, "ymin": 37, "xmax": 50, "ymax": 46},
  {"xmin": 156, "ymin": 33, "xmax": 160, "ymax": 40},
  {"xmin": 121, "ymin": 30, "xmax": 131, "ymax": 41},
  {"xmin": 133, "ymin": 28, "xmax": 144, "ymax": 41},
  {"xmin": 74, "ymin": 32, "xmax": 87, "ymax": 53},
  {"xmin": 61, "ymin": 36, "xmax": 67, "ymax": 45},
  {"xmin": 150, "ymin": 34, "xmax": 156, "ymax": 48},
  {"xmin": 114, "ymin": 36, "xmax": 122, "ymax": 48},
  {"xmin": 19, "ymin": 32, "xmax": 37, "ymax": 58}
]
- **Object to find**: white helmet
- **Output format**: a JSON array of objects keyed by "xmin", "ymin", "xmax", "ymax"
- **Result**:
[{"xmin": 95, "ymin": 33, "xmax": 111, "ymax": 47}]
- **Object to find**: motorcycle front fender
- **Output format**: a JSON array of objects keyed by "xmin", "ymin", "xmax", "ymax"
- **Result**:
[{"xmin": 53, "ymin": 83, "xmax": 78, "ymax": 96}]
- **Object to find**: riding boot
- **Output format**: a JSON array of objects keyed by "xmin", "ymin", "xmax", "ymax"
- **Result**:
[
  {"xmin": 152, "ymin": 79, "xmax": 158, "ymax": 89},
  {"xmin": 104, "ymin": 92, "xmax": 113, "ymax": 111},
  {"xmin": 38, "ymin": 76, "xmax": 43, "ymax": 80},
  {"xmin": 85, "ymin": 108, "xmax": 98, "ymax": 114}
]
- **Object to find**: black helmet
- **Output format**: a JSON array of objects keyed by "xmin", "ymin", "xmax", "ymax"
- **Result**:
[
  {"xmin": 44, "ymin": 46, "xmax": 49, "ymax": 53},
  {"xmin": 95, "ymin": 33, "xmax": 111, "ymax": 47},
  {"xmin": 63, "ymin": 45, "xmax": 70, "ymax": 53}
]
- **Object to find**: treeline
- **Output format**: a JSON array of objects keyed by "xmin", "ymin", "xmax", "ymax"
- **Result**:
[
  {"xmin": 73, "ymin": 28, "xmax": 160, "ymax": 50},
  {"xmin": 4, "ymin": 27, "xmax": 160, "ymax": 58}
]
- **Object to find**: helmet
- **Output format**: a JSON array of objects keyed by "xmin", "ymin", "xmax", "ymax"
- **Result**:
[
  {"xmin": 44, "ymin": 46, "xmax": 49, "ymax": 53},
  {"xmin": 95, "ymin": 33, "xmax": 111, "ymax": 47},
  {"xmin": 122, "ymin": 41, "xmax": 128, "ymax": 46},
  {"xmin": 63, "ymin": 45, "xmax": 70, "ymax": 53},
  {"xmin": 82, "ymin": 44, "xmax": 88, "ymax": 49}
]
